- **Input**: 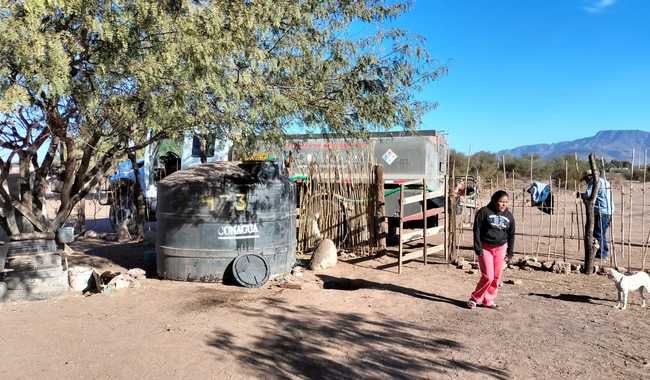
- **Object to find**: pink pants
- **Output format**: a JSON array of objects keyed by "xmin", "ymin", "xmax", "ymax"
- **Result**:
[{"xmin": 471, "ymin": 243, "xmax": 507, "ymax": 307}]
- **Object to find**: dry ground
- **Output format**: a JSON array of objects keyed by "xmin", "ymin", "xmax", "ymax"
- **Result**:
[{"xmin": 1, "ymin": 235, "xmax": 650, "ymax": 380}]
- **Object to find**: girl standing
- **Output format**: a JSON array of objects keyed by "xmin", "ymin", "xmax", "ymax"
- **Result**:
[{"xmin": 468, "ymin": 190, "xmax": 515, "ymax": 309}]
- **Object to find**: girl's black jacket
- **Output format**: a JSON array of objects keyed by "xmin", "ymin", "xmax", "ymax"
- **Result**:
[{"xmin": 473, "ymin": 206, "xmax": 515, "ymax": 258}]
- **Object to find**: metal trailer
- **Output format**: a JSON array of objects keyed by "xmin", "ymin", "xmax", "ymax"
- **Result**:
[{"xmin": 280, "ymin": 130, "xmax": 448, "ymax": 231}]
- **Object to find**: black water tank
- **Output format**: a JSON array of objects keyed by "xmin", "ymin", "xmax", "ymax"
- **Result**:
[{"xmin": 156, "ymin": 161, "xmax": 296, "ymax": 282}]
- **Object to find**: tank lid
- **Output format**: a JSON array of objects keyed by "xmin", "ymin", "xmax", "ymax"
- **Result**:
[
  {"xmin": 232, "ymin": 254, "xmax": 270, "ymax": 288},
  {"xmin": 158, "ymin": 161, "xmax": 282, "ymax": 188},
  {"xmin": 158, "ymin": 162, "xmax": 253, "ymax": 187}
]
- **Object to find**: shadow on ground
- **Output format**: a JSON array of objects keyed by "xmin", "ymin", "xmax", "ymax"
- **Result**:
[
  {"xmin": 68, "ymin": 240, "xmax": 155, "ymax": 275},
  {"xmin": 317, "ymin": 275, "xmax": 468, "ymax": 308},
  {"xmin": 205, "ymin": 297, "xmax": 509, "ymax": 379},
  {"xmin": 528, "ymin": 292, "xmax": 610, "ymax": 305}
]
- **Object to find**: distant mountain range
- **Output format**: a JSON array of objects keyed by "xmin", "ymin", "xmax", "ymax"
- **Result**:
[{"xmin": 498, "ymin": 130, "xmax": 650, "ymax": 161}]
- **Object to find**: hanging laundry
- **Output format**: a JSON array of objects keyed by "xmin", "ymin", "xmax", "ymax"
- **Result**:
[{"xmin": 527, "ymin": 182, "xmax": 554, "ymax": 215}]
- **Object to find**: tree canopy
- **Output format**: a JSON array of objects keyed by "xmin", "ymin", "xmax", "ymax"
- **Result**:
[{"xmin": 0, "ymin": 0, "xmax": 444, "ymax": 237}]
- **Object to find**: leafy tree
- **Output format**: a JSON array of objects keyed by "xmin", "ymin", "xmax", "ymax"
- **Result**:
[{"xmin": 0, "ymin": 0, "xmax": 443, "ymax": 239}]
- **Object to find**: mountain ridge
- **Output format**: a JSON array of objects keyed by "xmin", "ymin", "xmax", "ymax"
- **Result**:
[{"xmin": 497, "ymin": 130, "xmax": 650, "ymax": 161}]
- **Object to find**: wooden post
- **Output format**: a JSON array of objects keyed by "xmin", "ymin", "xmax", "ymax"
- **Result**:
[
  {"xmin": 547, "ymin": 176, "xmax": 553, "ymax": 261},
  {"xmin": 642, "ymin": 150, "xmax": 648, "ymax": 270},
  {"xmin": 450, "ymin": 162, "xmax": 457, "ymax": 261},
  {"xmin": 553, "ymin": 179, "xmax": 561, "ymax": 255},
  {"xmin": 398, "ymin": 183, "xmax": 405, "ymax": 274},
  {"xmin": 575, "ymin": 155, "xmax": 583, "ymax": 257},
  {"xmin": 575, "ymin": 180, "xmax": 582, "ymax": 253},
  {"xmin": 464, "ymin": 147, "xmax": 472, "ymax": 194},
  {"xmin": 444, "ymin": 147, "xmax": 451, "ymax": 262},
  {"xmin": 471, "ymin": 168, "xmax": 480, "ymax": 225},
  {"xmin": 510, "ymin": 170, "xmax": 517, "ymax": 202},
  {"xmin": 535, "ymin": 210, "xmax": 542, "ymax": 258},
  {"xmin": 530, "ymin": 155, "xmax": 539, "ymax": 257},
  {"xmin": 521, "ymin": 177, "xmax": 528, "ymax": 255},
  {"xmin": 422, "ymin": 177, "xmax": 428, "ymax": 265},
  {"xmin": 563, "ymin": 161, "xmax": 568, "ymax": 262},
  {"xmin": 519, "ymin": 182, "xmax": 524, "ymax": 258},
  {"xmin": 620, "ymin": 182, "xmax": 625, "ymax": 265},
  {"xmin": 502, "ymin": 156, "xmax": 507, "ymax": 193},
  {"xmin": 583, "ymin": 154, "xmax": 601, "ymax": 275},
  {"xmin": 444, "ymin": 173, "xmax": 449, "ymax": 262},
  {"xmin": 490, "ymin": 178, "xmax": 494, "ymax": 199},
  {"xmin": 458, "ymin": 148, "xmax": 471, "ymax": 235},
  {"xmin": 641, "ymin": 230, "xmax": 650, "ymax": 271},
  {"xmin": 496, "ymin": 156, "xmax": 500, "ymax": 190},
  {"xmin": 628, "ymin": 149, "xmax": 634, "ymax": 270},
  {"xmin": 375, "ymin": 165, "xmax": 387, "ymax": 255}
]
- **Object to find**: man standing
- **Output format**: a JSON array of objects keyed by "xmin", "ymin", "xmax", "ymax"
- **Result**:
[{"xmin": 578, "ymin": 170, "xmax": 614, "ymax": 259}]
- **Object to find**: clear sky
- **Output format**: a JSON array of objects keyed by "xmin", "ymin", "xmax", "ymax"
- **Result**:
[{"xmin": 396, "ymin": 0, "xmax": 650, "ymax": 152}]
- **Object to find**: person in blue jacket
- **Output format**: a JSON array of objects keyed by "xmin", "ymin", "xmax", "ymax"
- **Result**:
[{"xmin": 577, "ymin": 170, "xmax": 614, "ymax": 260}]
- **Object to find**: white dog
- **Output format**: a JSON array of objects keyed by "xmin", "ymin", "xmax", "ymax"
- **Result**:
[{"xmin": 607, "ymin": 268, "xmax": 650, "ymax": 310}]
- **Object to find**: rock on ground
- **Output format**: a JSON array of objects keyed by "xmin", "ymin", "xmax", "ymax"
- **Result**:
[
  {"xmin": 127, "ymin": 268, "xmax": 147, "ymax": 280},
  {"xmin": 310, "ymin": 239, "xmax": 337, "ymax": 271}
]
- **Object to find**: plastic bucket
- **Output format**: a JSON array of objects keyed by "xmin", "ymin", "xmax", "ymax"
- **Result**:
[
  {"xmin": 57, "ymin": 226, "xmax": 75, "ymax": 244},
  {"xmin": 68, "ymin": 266, "xmax": 93, "ymax": 292}
]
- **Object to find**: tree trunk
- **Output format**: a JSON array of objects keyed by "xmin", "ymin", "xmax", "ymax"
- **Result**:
[
  {"xmin": 127, "ymin": 150, "xmax": 146, "ymax": 241},
  {"xmin": 76, "ymin": 199, "xmax": 86, "ymax": 234},
  {"xmin": 17, "ymin": 153, "xmax": 35, "ymax": 233},
  {"xmin": 199, "ymin": 135, "xmax": 208, "ymax": 164},
  {"xmin": 583, "ymin": 153, "xmax": 600, "ymax": 275}
]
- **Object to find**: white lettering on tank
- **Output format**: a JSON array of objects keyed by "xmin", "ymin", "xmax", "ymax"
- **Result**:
[{"xmin": 217, "ymin": 224, "xmax": 259, "ymax": 239}]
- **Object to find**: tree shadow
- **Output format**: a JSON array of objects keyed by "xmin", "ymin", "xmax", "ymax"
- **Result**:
[
  {"xmin": 68, "ymin": 240, "xmax": 155, "ymax": 275},
  {"xmin": 528, "ymin": 292, "xmax": 611, "ymax": 305},
  {"xmin": 341, "ymin": 250, "xmax": 386, "ymax": 265},
  {"xmin": 317, "ymin": 275, "xmax": 469, "ymax": 309},
  {"xmin": 205, "ymin": 297, "xmax": 509, "ymax": 379}
]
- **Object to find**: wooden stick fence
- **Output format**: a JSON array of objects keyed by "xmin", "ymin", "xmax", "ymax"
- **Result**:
[
  {"xmin": 454, "ymin": 151, "xmax": 650, "ymax": 271},
  {"xmin": 296, "ymin": 150, "xmax": 377, "ymax": 254}
]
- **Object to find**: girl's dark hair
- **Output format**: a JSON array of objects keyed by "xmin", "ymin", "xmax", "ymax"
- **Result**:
[{"xmin": 488, "ymin": 190, "xmax": 509, "ymax": 211}]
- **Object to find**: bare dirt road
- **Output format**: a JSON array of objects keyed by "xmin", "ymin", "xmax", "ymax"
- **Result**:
[{"xmin": 1, "ymin": 238, "xmax": 649, "ymax": 380}]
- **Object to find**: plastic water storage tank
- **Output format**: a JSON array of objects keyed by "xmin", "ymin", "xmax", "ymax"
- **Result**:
[{"xmin": 156, "ymin": 161, "xmax": 296, "ymax": 282}]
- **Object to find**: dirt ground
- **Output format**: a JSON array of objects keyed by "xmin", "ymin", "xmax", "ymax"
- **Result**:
[{"xmin": 2, "ymin": 234, "xmax": 650, "ymax": 380}]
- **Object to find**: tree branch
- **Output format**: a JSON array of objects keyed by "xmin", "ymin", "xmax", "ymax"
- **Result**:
[
  {"xmin": 72, "ymin": 131, "xmax": 100, "ymax": 194},
  {"xmin": 34, "ymin": 135, "xmax": 60, "ymax": 190},
  {"xmin": 58, "ymin": 135, "xmax": 78, "ymax": 211}
]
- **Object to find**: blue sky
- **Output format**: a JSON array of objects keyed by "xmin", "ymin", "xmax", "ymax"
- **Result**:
[{"xmin": 395, "ymin": 0, "xmax": 650, "ymax": 152}]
